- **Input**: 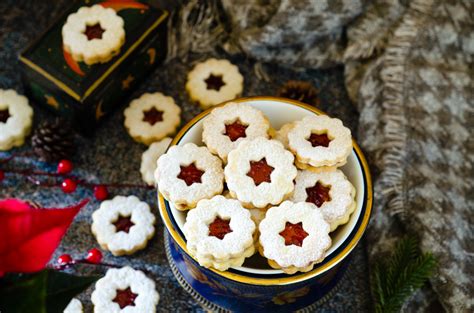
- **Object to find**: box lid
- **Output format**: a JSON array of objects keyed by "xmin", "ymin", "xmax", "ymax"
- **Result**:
[{"xmin": 20, "ymin": 0, "xmax": 168, "ymax": 102}]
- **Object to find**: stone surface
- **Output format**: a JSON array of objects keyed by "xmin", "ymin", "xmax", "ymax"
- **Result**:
[{"xmin": 0, "ymin": 1, "xmax": 371, "ymax": 312}]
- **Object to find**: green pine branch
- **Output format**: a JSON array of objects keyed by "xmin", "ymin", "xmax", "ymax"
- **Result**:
[{"xmin": 372, "ymin": 237, "xmax": 437, "ymax": 313}]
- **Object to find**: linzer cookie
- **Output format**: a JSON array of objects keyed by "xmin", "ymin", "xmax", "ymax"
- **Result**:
[
  {"xmin": 63, "ymin": 299, "xmax": 83, "ymax": 313},
  {"xmin": 91, "ymin": 195, "xmax": 155, "ymax": 256},
  {"xmin": 183, "ymin": 195, "xmax": 256, "ymax": 271},
  {"xmin": 124, "ymin": 92, "xmax": 181, "ymax": 145},
  {"xmin": 141, "ymin": 137, "xmax": 172, "ymax": 186},
  {"xmin": 0, "ymin": 89, "xmax": 33, "ymax": 151},
  {"xmin": 273, "ymin": 122, "xmax": 295, "ymax": 150},
  {"xmin": 62, "ymin": 5, "xmax": 125, "ymax": 65},
  {"xmin": 156, "ymin": 143, "xmax": 224, "ymax": 210},
  {"xmin": 259, "ymin": 201, "xmax": 331, "ymax": 274},
  {"xmin": 290, "ymin": 169, "xmax": 356, "ymax": 231},
  {"xmin": 186, "ymin": 59, "xmax": 244, "ymax": 109},
  {"xmin": 91, "ymin": 266, "xmax": 159, "ymax": 312},
  {"xmin": 225, "ymin": 137, "xmax": 297, "ymax": 209},
  {"xmin": 288, "ymin": 115, "xmax": 352, "ymax": 169},
  {"xmin": 202, "ymin": 102, "xmax": 270, "ymax": 162}
]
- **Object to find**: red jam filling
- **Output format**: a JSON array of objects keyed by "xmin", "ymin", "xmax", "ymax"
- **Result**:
[
  {"xmin": 177, "ymin": 163, "xmax": 204, "ymax": 186},
  {"xmin": 142, "ymin": 107, "xmax": 164, "ymax": 126},
  {"xmin": 113, "ymin": 215, "xmax": 135, "ymax": 233},
  {"xmin": 305, "ymin": 181, "xmax": 331, "ymax": 207},
  {"xmin": 204, "ymin": 74, "xmax": 225, "ymax": 91},
  {"xmin": 247, "ymin": 158, "xmax": 274, "ymax": 186},
  {"xmin": 279, "ymin": 222, "xmax": 309, "ymax": 247},
  {"xmin": 224, "ymin": 120, "xmax": 248, "ymax": 142},
  {"xmin": 0, "ymin": 109, "xmax": 10, "ymax": 123},
  {"xmin": 84, "ymin": 23, "xmax": 105, "ymax": 40},
  {"xmin": 208, "ymin": 216, "xmax": 232, "ymax": 240},
  {"xmin": 308, "ymin": 132, "xmax": 331, "ymax": 147},
  {"xmin": 113, "ymin": 287, "xmax": 138, "ymax": 309}
]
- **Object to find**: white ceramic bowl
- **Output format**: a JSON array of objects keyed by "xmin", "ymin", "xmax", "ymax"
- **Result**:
[{"xmin": 159, "ymin": 97, "xmax": 371, "ymax": 276}]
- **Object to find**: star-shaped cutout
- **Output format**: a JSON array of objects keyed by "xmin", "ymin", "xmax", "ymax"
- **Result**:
[
  {"xmin": 204, "ymin": 74, "xmax": 225, "ymax": 91},
  {"xmin": 84, "ymin": 23, "xmax": 104, "ymax": 40},
  {"xmin": 279, "ymin": 222, "xmax": 309, "ymax": 247},
  {"xmin": 113, "ymin": 287, "xmax": 138, "ymax": 309},
  {"xmin": 208, "ymin": 217, "xmax": 232, "ymax": 240},
  {"xmin": 247, "ymin": 158, "xmax": 274, "ymax": 186},
  {"xmin": 142, "ymin": 107, "xmax": 163, "ymax": 125},
  {"xmin": 178, "ymin": 163, "xmax": 205, "ymax": 186},
  {"xmin": 307, "ymin": 132, "xmax": 331, "ymax": 147},
  {"xmin": 0, "ymin": 109, "xmax": 10, "ymax": 123},
  {"xmin": 113, "ymin": 215, "xmax": 135, "ymax": 233},
  {"xmin": 305, "ymin": 181, "xmax": 331, "ymax": 207},
  {"xmin": 224, "ymin": 119, "xmax": 248, "ymax": 142}
]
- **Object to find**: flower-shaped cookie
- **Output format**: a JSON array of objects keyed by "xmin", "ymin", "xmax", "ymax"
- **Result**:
[
  {"xmin": 124, "ymin": 92, "xmax": 181, "ymax": 145},
  {"xmin": 62, "ymin": 5, "xmax": 125, "ymax": 65},
  {"xmin": 202, "ymin": 102, "xmax": 270, "ymax": 162},
  {"xmin": 288, "ymin": 115, "xmax": 352, "ymax": 169},
  {"xmin": 140, "ymin": 137, "xmax": 172, "ymax": 186},
  {"xmin": 186, "ymin": 59, "xmax": 244, "ymax": 109},
  {"xmin": 259, "ymin": 201, "xmax": 331, "ymax": 274},
  {"xmin": 156, "ymin": 143, "xmax": 224, "ymax": 210},
  {"xmin": 225, "ymin": 137, "xmax": 297, "ymax": 208},
  {"xmin": 290, "ymin": 169, "xmax": 356, "ymax": 231},
  {"xmin": 64, "ymin": 299, "xmax": 83, "ymax": 313},
  {"xmin": 0, "ymin": 89, "xmax": 33, "ymax": 151},
  {"xmin": 273, "ymin": 122, "xmax": 294, "ymax": 150},
  {"xmin": 91, "ymin": 195, "xmax": 155, "ymax": 256},
  {"xmin": 183, "ymin": 196, "xmax": 256, "ymax": 271},
  {"xmin": 91, "ymin": 266, "xmax": 159, "ymax": 313}
]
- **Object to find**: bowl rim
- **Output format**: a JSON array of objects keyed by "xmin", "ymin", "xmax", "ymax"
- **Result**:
[{"xmin": 158, "ymin": 96, "xmax": 373, "ymax": 286}]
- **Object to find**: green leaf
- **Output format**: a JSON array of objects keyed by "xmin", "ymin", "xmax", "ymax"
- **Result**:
[
  {"xmin": 45, "ymin": 269, "xmax": 100, "ymax": 313},
  {"xmin": 0, "ymin": 271, "xmax": 48, "ymax": 313},
  {"xmin": 0, "ymin": 270, "xmax": 100, "ymax": 313},
  {"xmin": 371, "ymin": 237, "xmax": 437, "ymax": 313}
]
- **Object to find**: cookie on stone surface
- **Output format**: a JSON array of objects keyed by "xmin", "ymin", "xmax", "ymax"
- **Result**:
[
  {"xmin": 0, "ymin": 89, "xmax": 33, "ymax": 151},
  {"xmin": 183, "ymin": 195, "xmax": 256, "ymax": 271},
  {"xmin": 185, "ymin": 58, "xmax": 244, "ymax": 109},
  {"xmin": 91, "ymin": 195, "xmax": 155, "ymax": 256},
  {"xmin": 290, "ymin": 169, "xmax": 356, "ymax": 231},
  {"xmin": 202, "ymin": 102, "xmax": 271, "ymax": 162},
  {"xmin": 224, "ymin": 137, "xmax": 297, "ymax": 209},
  {"xmin": 287, "ymin": 115, "xmax": 352, "ymax": 169},
  {"xmin": 62, "ymin": 5, "xmax": 125, "ymax": 65},
  {"xmin": 63, "ymin": 298, "xmax": 83, "ymax": 313},
  {"xmin": 156, "ymin": 143, "xmax": 224, "ymax": 210},
  {"xmin": 91, "ymin": 266, "xmax": 159, "ymax": 313},
  {"xmin": 124, "ymin": 92, "xmax": 181, "ymax": 145},
  {"xmin": 259, "ymin": 201, "xmax": 331, "ymax": 274},
  {"xmin": 140, "ymin": 137, "xmax": 172, "ymax": 186}
]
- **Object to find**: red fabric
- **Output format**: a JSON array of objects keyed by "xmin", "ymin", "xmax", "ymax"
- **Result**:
[{"xmin": 0, "ymin": 199, "xmax": 87, "ymax": 274}]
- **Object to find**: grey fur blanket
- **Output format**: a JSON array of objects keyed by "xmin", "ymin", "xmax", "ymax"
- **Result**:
[{"xmin": 168, "ymin": 0, "xmax": 473, "ymax": 311}]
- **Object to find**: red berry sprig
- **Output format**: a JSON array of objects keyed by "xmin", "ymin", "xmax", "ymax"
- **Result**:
[
  {"xmin": 57, "ymin": 159, "xmax": 73, "ymax": 174},
  {"xmin": 57, "ymin": 254, "xmax": 73, "ymax": 265},
  {"xmin": 1, "ymin": 158, "xmax": 153, "ymax": 199},
  {"xmin": 86, "ymin": 248, "xmax": 103, "ymax": 264}
]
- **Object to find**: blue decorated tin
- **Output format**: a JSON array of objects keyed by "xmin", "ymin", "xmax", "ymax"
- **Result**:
[{"xmin": 158, "ymin": 97, "xmax": 373, "ymax": 312}]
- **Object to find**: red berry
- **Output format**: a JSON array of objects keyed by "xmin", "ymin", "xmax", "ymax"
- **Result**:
[
  {"xmin": 57, "ymin": 159, "xmax": 74, "ymax": 174},
  {"xmin": 0, "ymin": 170, "xmax": 4, "ymax": 182},
  {"xmin": 57, "ymin": 254, "xmax": 73, "ymax": 265},
  {"xmin": 94, "ymin": 185, "xmax": 108, "ymax": 201},
  {"xmin": 86, "ymin": 248, "xmax": 102, "ymax": 264},
  {"xmin": 61, "ymin": 178, "xmax": 77, "ymax": 193}
]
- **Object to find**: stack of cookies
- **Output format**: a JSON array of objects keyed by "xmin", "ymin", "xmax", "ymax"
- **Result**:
[{"xmin": 156, "ymin": 102, "xmax": 356, "ymax": 274}]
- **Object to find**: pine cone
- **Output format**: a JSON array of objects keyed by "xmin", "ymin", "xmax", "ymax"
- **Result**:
[
  {"xmin": 31, "ymin": 119, "xmax": 75, "ymax": 162},
  {"xmin": 277, "ymin": 80, "xmax": 320, "ymax": 106}
]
